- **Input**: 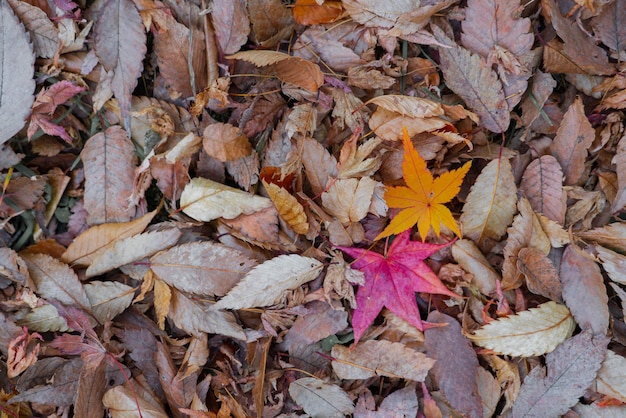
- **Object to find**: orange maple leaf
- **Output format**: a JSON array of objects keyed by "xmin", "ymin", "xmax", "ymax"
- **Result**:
[{"xmin": 377, "ymin": 127, "xmax": 471, "ymax": 241}]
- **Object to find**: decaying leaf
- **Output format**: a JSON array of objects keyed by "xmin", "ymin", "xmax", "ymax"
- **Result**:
[
  {"xmin": 468, "ymin": 301, "xmax": 575, "ymax": 357},
  {"xmin": 202, "ymin": 123, "xmax": 252, "ymax": 162},
  {"xmin": 332, "ymin": 339, "xmax": 434, "ymax": 381}
]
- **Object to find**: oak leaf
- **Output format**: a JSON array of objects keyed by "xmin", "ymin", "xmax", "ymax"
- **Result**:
[
  {"xmin": 377, "ymin": 127, "xmax": 471, "ymax": 240},
  {"xmin": 337, "ymin": 229, "xmax": 458, "ymax": 344}
]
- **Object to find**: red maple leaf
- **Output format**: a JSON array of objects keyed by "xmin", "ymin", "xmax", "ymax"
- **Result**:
[{"xmin": 337, "ymin": 230, "xmax": 458, "ymax": 344}]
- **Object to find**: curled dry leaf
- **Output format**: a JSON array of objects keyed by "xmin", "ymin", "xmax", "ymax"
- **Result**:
[
  {"xmin": 331, "ymin": 340, "xmax": 434, "ymax": 381},
  {"xmin": 595, "ymin": 244, "xmax": 626, "ymax": 285},
  {"xmin": 468, "ymin": 301, "xmax": 575, "ymax": 357},
  {"xmin": 262, "ymin": 180, "xmax": 308, "ymax": 234},
  {"xmin": 451, "ymin": 239, "xmax": 498, "ymax": 296},
  {"xmin": 322, "ymin": 177, "xmax": 377, "ymax": 225},
  {"xmin": 213, "ymin": 254, "xmax": 323, "ymax": 310},
  {"xmin": 596, "ymin": 350, "xmax": 626, "ymax": 403},
  {"xmin": 7, "ymin": 327, "xmax": 42, "ymax": 378},
  {"xmin": 180, "ymin": 177, "xmax": 272, "ymax": 222}
]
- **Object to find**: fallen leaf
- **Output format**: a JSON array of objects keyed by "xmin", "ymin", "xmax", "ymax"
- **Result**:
[
  {"xmin": 337, "ymin": 229, "xmax": 458, "ymax": 344},
  {"xmin": 262, "ymin": 180, "xmax": 308, "ymax": 234},
  {"xmin": 211, "ymin": 0, "xmax": 250, "ymax": 55},
  {"xmin": 213, "ymin": 254, "xmax": 323, "ymax": 310},
  {"xmin": 549, "ymin": 96, "xmax": 595, "ymax": 185},
  {"xmin": 83, "ymin": 281, "xmax": 134, "ymax": 324},
  {"xmin": 433, "ymin": 25, "xmax": 510, "ymax": 133},
  {"xmin": 425, "ymin": 311, "xmax": 482, "ymax": 418},
  {"xmin": 7, "ymin": 0, "xmax": 59, "ymax": 58},
  {"xmin": 292, "ymin": 0, "xmax": 343, "ymax": 25},
  {"xmin": 7, "ymin": 327, "xmax": 42, "ymax": 378},
  {"xmin": 560, "ymin": 244, "xmax": 609, "ymax": 335},
  {"xmin": 516, "ymin": 247, "xmax": 562, "ymax": 302},
  {"xmin": 289, "ymin": 377, "xmax": 354, "ymax": 418},
  {"xmin": 102, "ymin": 381, "xmax": 169, "ymax": 418},
  {"xmin": 468, "ymin": 301, "xmax": 575, "ymax": 357},
  {"xmin": 511, "ymin": 331, "xmax": 608, "ymax": 417},
  {"xmin": 460, "ymin": 158, "xmax": 517, "ymax": 248},
  {"xmin": 27, "ymin": 80, "xmax": 85, "ymax": 142},
  {"xmin": 520, "ymin": 155, "xmax": 566, "ymax": 225},
  {"xmin": 94, "ymin": 0, "xmax": 146, "ymax": 131},
  {"xmin": 0, "ymin": 0, "xmax": 35, "ymax": 145},
  {"xmin": 322, "ymin": 177, "xmax": 377, "ymax": 225},
  {"xmin": 596, "ymin": 350, "xmax": 626, "ymax": 403},
  {"xmin": 202, "ymin": 122, "xmax": 252, "ymax": 162},
  {"xmin": 149, "ymin": 241, "xmax": 258, "ymax": 297},
  {"xmin": 354, "ymin": 385, "xmax": 419, "ymax": 418},
  {"xmin": 377, "ymin": 127, "xmax": 471, "ymax": 240},
  {"xmin": 80, "ymin": 126, "xmax": 137, "ymax": 225},
  {"xmin": 180, "ymin": 177, "xmax": 272, "ymax": 222}
]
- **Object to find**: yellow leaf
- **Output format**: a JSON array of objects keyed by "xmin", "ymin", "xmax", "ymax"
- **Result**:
[
  {"xmin": 377, "ymin": 127, "xmax": 470, "ymax": 240},
  {"xmin": 262, "ymin": 180, "xmax": 309, "ymax": 234}
]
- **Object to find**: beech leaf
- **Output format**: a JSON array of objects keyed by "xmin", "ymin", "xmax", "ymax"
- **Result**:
[
  {"xmin": 0, "ymin": 0, "xmax": 35, "ymax": 145},
  {"xmin": 332, "ymin": 340, "xmax": 434, "ymax": 381},
  {"xmin": 468, "ymin": 301, "xmax": 575, "ymax": 357},
  {"xmin": 337, "ymin": 230, "xmax": 458, "ymax": 344},
  {"xmin": 80, "ymin": 126, "xmax": 137, "ymax": 225},
  {"xmin": 377, "ymin": 127, "xmax": 471, "ymax": 240},
  {"xmin": 62, "ymin": 209, "xmax": 156, "ymax": 266},
  {"xmin": 213, "ymin": 254, "xmax": 323, "ymax": 310}
]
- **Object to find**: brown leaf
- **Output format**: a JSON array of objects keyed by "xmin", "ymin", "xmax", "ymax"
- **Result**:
[
  {"xmin": 0, "ymin": 0, "xmax": 35, "ymax": 145},
  {"xmin": 451, "ymin": 239, "xmax": 499, "ymax": 296},
  {"xmin": 292, "ymin": 0, "xmax": 343, "ymax": 25},
  {"xmin": 84, "ymin": 281, "xmax": 135, "ymax": 324},
  {"xmin": 94, "ymin": 0, "xmax": 147, "ymax": 131},
  {"xmin": 590, "ymin": 0, "xmax": 626, "ymax": 55},
  {"xmin": 549, "ymin": 97, "xmax": 595, "ymax": 185},
  {"xmin": 7, "ymin": 327, "xmax": 42, "ymax": 378},
  {"xmin": 332, "ymin": 340, "xmax": 434, "ymax": 381},
  {"xmin": 520, "ymin": 70, "xmax": 557, "ymax": 128},
  {"xmin": 149, "ymin": 241, "xmax": 257, "ymax": 297},
  {"xmin": 168, "ymin": 288, "xmax": 246, "ymax": 340},
  {"xmin": 0, "ymin": 247, "xmax": 29, "ymax": 286},
  {"xmin": 544, "ymin": 0, "xmax": 613, "ymax": 76},
  {"xmin": 293, "ymin": 24, "xmax": 366, "ymax": 73},
  {"xmin": 80, "ymin": 126, "xmax": 137, "ymax": 225},
  {"xmin": 7, "ymin": 0, "xmax": 59, "ymax": 58},
  {"xmin": 153, "ymin": 13, "xmax": 206, "ymax": 98},
  {"xmin": 22, "ymin": 253, "xmax": 91, "ymax": 311},
  {"xmin": 211, "ymin": 0, "xmax": 250, "ymax": 55},
  {"xmin": 512, "ymin": 332, "xmax": 608, "ymax": 417},
  {"xmin": 461, "ymin": 0, "xmax": 533, "ymax": 108},
  {"xmin": 611, "ymin": 133, "xmax": 626, "ymax": 212},
  {"xmin": 516, "ymin": 247, "xmax": 562, "ymax": 302},
  {"xmin": 228, "ymin": 50, "xmax": 324, "ymax": 93},
  {"xmin": 425, "ymin": 311, "xmax": 483, "ymax": 418},
  {"xmin": 280, "ymin": 301, "xmax": 348, "ymax": 351},
  {"xmin": 520, "ymin": 155, "xmax": 566, "ymax": 224},
  {"xmin": 502, "ymin": 198, "xmax": 551, "ymax": 289},
  {"xmin": 321, "ymin": 177, "xmax": 377, "ymax": 225},
  {"xmin": 86, "ymin": 228, "xmax": 181, "ymax": 277},
  {"xmin": 61, "ymin": 208, "xmax": 156, "ymax": 266},
  {"xmin": 102, "ymin": 380, "xmax": 169, "ymax": 418},
  {"xmin": 247, "ymin": 0, "xmax": 294, "ymax": 47},
  {"xmin": 577, "ymin": 222, "xmax": 626, "ymax": 253},
  {"xmin": 74, "ymin": 353, "xmax": 106, "ymax": 418},
  {"xmin": 301, "ymin": 136, "xmax": 338, "ymax": 195},
  {"xmin": 202, "ymin": 122, "xmax": 252, "ymax": 162},
  {"xmin": 560, "ymin": 245, "xmax": 609, "ymax": 335},
  {"xmin": 433, "ymin": 25, "xmax": 509, "ymax": 133}
]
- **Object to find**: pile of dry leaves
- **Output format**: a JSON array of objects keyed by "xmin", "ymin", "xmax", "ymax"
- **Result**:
[{"xmin": 2, "ymin": 0, "xmax": 626, "ymax": 416}]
